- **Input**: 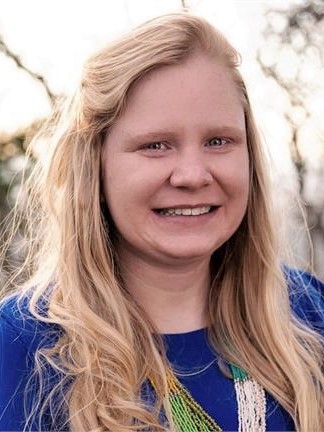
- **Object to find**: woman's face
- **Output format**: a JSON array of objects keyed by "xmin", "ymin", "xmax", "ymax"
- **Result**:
[{"xmin": 101, "ymin": 54, "xmax": 249, "ymax": 266}]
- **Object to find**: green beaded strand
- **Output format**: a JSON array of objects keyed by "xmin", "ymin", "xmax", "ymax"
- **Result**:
[
  {"xmin": 230, "ymin": 364, "xmax": 248, "ymax": 382},
  {"xmin": 166, "ymin": 369, "xmax": 223, "ymax": 432},
  {"xmin": 149, "ymin": 363, "xmax": 264, "ymax": 432}
]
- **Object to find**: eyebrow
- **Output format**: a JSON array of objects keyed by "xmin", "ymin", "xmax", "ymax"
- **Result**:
[
  {"xmin": 122, "ymin": 130, "xmax": 174, "ymax": 143},
  {"xmin": 207, "ymin": 126, "xmax": 246, "ymax": 138},
  {"xmin": 121, "ymin": 126, "xmax": 246, "ymax": 143}
]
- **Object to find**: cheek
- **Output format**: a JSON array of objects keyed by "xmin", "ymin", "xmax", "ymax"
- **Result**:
[
  {"xmin": 103, "ymin": 155, "xmax": 170, "ymax": 203},
  {"xmin": 235, "ymin": 148, "xmax": 250, "ymax": 186},
  {"xmin": 218, "ymin": 151, "xmax": 250, "ymax": 195},
  {"xmin": 236, "ymin": 168, "xmax": 250, "ymax": 210},
  {"xmin": 102, "ymin": 166, "xmax": 153, "ymax": 219},
  {"xmin": 238, "ymin": 162, "xmax": 250, "ymax": 194},
  {"xmin": 102, "ymin": 154, "xmax": 133, "ymax": 199}
]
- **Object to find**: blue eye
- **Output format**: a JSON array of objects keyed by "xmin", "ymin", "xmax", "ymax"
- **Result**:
[
  {"xmin": 207, "ymin": 137, "xmax": 228, "ymax": 147},
  {"xmin": 144, "ymin": 142, "xmax": 167, "ymax": 151}
]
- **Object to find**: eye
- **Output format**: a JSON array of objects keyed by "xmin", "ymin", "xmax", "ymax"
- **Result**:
[
  {"xmin": 143, "ymin": 142, "xmax": 168, "ymax": 151},
  {"xmin": 206, "ymin": 137, "xmax": 228, "ymax": 147}
]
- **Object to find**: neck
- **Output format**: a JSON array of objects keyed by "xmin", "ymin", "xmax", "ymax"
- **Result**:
[{"xmin": 118, "ymin": 250, "xmax": 211, "ymax": 334}]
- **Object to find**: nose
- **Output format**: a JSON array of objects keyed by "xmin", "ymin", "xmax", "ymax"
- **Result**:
[{"xmin": 169, "ymin": 150, "xmax": 213, "ymax": 190}]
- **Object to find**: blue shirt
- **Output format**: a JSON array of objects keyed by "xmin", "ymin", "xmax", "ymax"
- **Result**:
[{"xmin": 1, "ymin": 268, "xmax": 323, "ymax": 431}]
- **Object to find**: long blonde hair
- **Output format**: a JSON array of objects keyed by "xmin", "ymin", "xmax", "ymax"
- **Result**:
[{"xmin": 3, "ymin": 12, "xmax": 324, "ymax": 431}]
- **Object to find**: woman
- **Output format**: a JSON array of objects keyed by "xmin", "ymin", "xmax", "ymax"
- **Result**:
[{"xmin": 0, "ymin": 12, "xmax": 324, "ymax": 432}]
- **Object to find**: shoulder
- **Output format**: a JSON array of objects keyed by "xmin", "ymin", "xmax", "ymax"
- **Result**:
[
  {"xmin": 0, "ymin": 292, "xmax": 61, "ymax": 353},
  {"xmin": 0, "ymin": 293, "xmax": 62, "ymax": 431},
  {"xmin": 284, "ymin": 266, "xmax": 324, "ymax": 336}
]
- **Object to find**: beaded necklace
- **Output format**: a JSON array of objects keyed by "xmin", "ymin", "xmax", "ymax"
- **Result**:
[
  {"xmin": 230, "ymin": 364, "xmax": 266, "ymax": 432},
  {"xmin": 166, "ymin": 368, "xmax": 222, "ymax": 431},
  {"xmin": 159, "ymin": 363, "xmax": 266, "ymax": 432}
]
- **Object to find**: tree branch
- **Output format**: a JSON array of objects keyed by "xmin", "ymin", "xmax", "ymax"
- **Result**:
[
  {"xmin": 0, "ymin": 36, "xmax": 56, "ymax": 105},
  {"xmin": 180, "ymin": 0, "xmax": 189, "ymax": 11}
]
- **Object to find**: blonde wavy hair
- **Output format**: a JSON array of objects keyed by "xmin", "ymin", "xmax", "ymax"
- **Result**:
[{"xmin": 3, "ymin": 12, "xmax": 324, "ymax": 431}]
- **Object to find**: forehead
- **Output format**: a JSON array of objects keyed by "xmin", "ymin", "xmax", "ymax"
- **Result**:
[{"xmin": 112, "ymin": 54, "xmax": 245, "ymax": 134}]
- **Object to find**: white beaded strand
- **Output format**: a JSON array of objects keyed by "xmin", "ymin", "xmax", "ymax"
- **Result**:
[{"xmin": 234, "ymin": 376, "xmax": 266, "ymax": 432}]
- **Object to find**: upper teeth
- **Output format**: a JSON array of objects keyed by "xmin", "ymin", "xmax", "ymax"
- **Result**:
[{"xmin": 159, "ymin": 206, "xmax": 211, "ymax": 216}]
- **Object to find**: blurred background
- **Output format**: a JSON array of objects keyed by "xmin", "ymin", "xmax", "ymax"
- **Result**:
[{"xmin": 0, "ymin": 0, "xmax": 323, "ymax": 288}]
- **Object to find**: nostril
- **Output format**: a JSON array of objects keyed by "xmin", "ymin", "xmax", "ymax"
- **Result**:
[{"xmin": 169, "ymin": 167, "xmax": 213, "ymax": 189}]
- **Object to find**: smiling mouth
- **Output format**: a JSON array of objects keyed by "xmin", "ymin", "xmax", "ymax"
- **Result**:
[{"xmin": 154, "ymin": 206, "xmax": 217, "ymax": 216}]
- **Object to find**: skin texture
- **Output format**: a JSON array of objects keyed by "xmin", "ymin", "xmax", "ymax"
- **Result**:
[{"xmin": 101, "ymin": 53, "xmax": 249, "ymax": 332}]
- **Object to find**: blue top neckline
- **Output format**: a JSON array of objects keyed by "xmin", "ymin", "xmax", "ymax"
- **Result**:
[{"xmin": 162, "ymin": 327, "xmax": 207, "ymax": 337}]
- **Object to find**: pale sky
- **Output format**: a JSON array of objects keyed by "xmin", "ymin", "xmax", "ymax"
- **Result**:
[{"xmin": 0, "ymin": 0, "xmax": 318, "ymax": 178}]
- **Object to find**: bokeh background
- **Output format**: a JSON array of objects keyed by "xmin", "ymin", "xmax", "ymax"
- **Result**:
[{"xmin": 0, "ymin": 0, "xmax": 323, "ymax": 288}]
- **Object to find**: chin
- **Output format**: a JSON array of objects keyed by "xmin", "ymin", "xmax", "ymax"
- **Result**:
[{"xmin": 159, "ymin": 244, "xmax": 221, "ymax": 262}]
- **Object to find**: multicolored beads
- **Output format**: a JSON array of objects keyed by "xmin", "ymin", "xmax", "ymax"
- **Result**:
[
  {"xmin": 166, "ymin": 369, "xmax": 222, "ymax": 432},
  {"xmin": 149, "ymin": 363, "xmax": 266, "ymax": 432},
  {"xmin": 230, "ymin": 364, "xmax": 266, "ymax": 432}
]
